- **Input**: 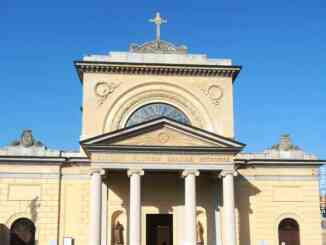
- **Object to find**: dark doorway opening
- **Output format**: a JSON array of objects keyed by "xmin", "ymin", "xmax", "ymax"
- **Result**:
[
  {"xmin": 278, "ymin": 218, "xmax": 300, "ymax": 245},
  {"xmin": 146, "ymin": 214, "xmax": 173, "ymax": 245},
  {"xmin": 10, "ymin": 218, "xmax": 35, "ymax": 245}
]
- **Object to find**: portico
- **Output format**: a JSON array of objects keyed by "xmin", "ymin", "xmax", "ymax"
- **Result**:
[{"xmin": 81, "ymin": 118, "xmax": 245, "ymax": 245}]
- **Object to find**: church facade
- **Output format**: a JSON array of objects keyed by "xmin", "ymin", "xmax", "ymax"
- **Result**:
[{"xmin": 0, "ymin": 13, "xmax": 323, "ymax": 245}]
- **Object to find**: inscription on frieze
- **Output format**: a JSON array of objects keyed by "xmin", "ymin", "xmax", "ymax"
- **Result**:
[{"xmin": 92, "ymin": 153, "xmax": 233, "ymax": 164}]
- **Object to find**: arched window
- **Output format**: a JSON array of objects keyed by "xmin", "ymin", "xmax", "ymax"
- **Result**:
[
  {"xmin": 278, "ymin": 218, "xmax": 300, "ymax": 245},
  {"xmin": 125, "ymin": 103, "xmax": 190, "ymax": 127},
  {"xmin": 10, "ymin": 218, "xmax": 35, "ymax": 245}
]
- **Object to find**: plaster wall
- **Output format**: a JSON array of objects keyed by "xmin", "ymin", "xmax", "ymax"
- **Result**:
[
  {"xmin": 81, "ymin": 73, "xmax": 234, "ymax": 139},
  {"xmin": 236, "ymin": 166, "xmax": 322, "ymax": 245},
  {"xmin": 0, "ymin": 164, "xmax": 61, "ymax": 245},
  {"xmin": 0, "ymin": 164, "xmax": 323, "ymax": 245}
]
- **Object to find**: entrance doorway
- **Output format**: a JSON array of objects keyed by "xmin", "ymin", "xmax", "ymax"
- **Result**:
[
  {"xmin": 278, "ymin": 218, "xmax": 300, "ymax": 245},
  {"xmin": 146, "ymin": 214, "xmax": 173, "ymax": 245},
  {"xmin": 10, "ymin": 218, "xmax": 35, "ymax": 245}
]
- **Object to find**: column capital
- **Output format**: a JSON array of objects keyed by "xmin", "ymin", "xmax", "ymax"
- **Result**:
[
  {"xmin": 90, "ymin": 168, "xmax": 106, "ymax": 176},
  {"xmin": 127, "ymin": 168, "xmax": 144, "ymax": 177},
  {"xmin": 218, "ymin": 169, "xmax": 238, "ymax": 178},
  {"xmin": 182, "ymin": 169, "xmax": 200, "ymax": 178}
]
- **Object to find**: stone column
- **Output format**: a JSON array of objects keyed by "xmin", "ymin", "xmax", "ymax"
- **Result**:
[
  {"xmin": 220, "ymin": 170, "xmax": 237, "ymax": 245},
  {"xmin": 182, "ymin": 169, "xmax": 200, "ymax": 245},
  {"xmin": 214, "ymin": 178, "xmax": 222, "ymax": 245},
  {"xmin": 101, "ymin": 180, "xmax": 108, "ymax": 245},
  {"xmin": 90, "ymin": 169, "xmax": 105, "ymax": 245},
  {"xmin": 127, "ymin": 169, "xmax": 144, "ymax": 245}
]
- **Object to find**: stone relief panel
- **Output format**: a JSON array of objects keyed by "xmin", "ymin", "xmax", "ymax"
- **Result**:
[{"xmin": 94, "ymin": 81, "xmax": 119, "ymax": 106}]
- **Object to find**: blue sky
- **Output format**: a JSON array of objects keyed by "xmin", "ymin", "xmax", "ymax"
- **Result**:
[{"xmin": 1, "ymin": 0, "xmax": 325, "ymax": 157}]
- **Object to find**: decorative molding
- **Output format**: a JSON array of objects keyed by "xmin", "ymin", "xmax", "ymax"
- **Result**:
[
  {"xmin": 94, "ymin": 82, "xmax": 119, "ymax": 106},
  {"xmin": 201, "ymin": 85, "xmax": 224, "ymax": 106},
  {"xmin": 75, "ymin": 61, "xmax": 241, "ymax": 79}
]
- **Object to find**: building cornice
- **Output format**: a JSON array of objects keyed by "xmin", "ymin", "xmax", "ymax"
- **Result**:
[
  {"xmin": 235, "ymin": 158, "xmax": 326, "ymax": 166},
  {"xmin": 0, "ymin": 156, "xmax": 66, "ymax": 165},
  {"xmin": 0, "ymin": 156, "xmax": 90, "ymax": 165},
  {"xmin": 74, "ymin": 60, "xmax": 241, "ymax": 83}
]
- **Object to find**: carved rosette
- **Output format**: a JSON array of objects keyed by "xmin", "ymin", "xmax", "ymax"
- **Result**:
[
  {"xmin": 201, "ymin": 85, "xmax": 223, "ymax": 106},
  {"xmin": 94, "ymin": 82, "xmax": 119, "ymax": 106},
  {"xmin": 158, "ymin": 132, "xmax": 170, "ymax": 144}
]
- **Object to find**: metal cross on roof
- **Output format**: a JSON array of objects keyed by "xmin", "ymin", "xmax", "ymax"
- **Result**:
[{"xmin": 149, "ymin": 12, "xmax": 167, "ymax": 42}]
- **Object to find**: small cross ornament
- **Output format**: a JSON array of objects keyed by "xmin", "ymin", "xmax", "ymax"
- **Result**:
[{"xmin": 149, "ymin": 12, "xmax": 167, "ymax": 42}]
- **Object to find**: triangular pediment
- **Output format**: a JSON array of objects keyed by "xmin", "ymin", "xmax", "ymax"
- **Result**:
[
  {"xmin": 81, "ymin": 118, "xmax": 245, "ymax": 154},
  {"xmin": 110, "ymin": 126, "xmax": 222, "ymax": 147}
]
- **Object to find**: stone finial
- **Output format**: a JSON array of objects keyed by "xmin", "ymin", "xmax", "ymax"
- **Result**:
[
  {"xmin": 271, "ymin": 134, "xmax": 300, "ymax": 151},
  {"xmin": 236, "ymin": 134, "xmax": 316, "ymax": 160},
  {"xmin": 0, "ymin": 129, "xmax": 63, "ymax": 157},
  {"xmin": 10, "ymin": 129, "xmax": 44, "ymax": 148}
]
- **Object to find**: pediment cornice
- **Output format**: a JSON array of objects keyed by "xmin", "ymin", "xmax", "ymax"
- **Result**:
[
  {"xmin": 74, "ymin": 60, "xmax": 241, "ymax": 83},
  {"xmin": 80, "ymin": 117, "xmax": 245, "ymax": 156}
]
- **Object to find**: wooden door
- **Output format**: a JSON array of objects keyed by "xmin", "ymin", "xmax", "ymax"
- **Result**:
[{"xmin": 278, "ymin": 218, "xmax": 300, "ymax": 245}]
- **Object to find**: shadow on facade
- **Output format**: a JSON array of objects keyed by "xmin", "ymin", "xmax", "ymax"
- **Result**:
[
  {"xmin": 235, "ymin": 175, "xmax": 261, "ymax": 245},
  {"xmin": 108, "ymin": 171, "xmax": 218, "ymax": 245},
  {"xmin": 0, "ymin": 224, "xmax": 10, "ymax": 245},
  {"xmin": 29, "ymin": 197, "xmax": 40, "ymax": 223}
]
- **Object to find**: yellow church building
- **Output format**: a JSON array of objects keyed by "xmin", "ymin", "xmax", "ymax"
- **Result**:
[{"xmin": 0, "ymin": 13, "xmax": 323, "ymax": 245}]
